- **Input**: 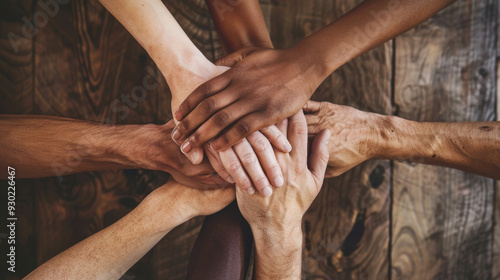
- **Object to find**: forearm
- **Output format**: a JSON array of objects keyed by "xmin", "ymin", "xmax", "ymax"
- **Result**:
[
  {"xmin": 377, "ymin": 117, "xmax": 500, "ymax": 179},
  {"xmin": 24, "ymin": 181, "xmax": 188, "ymax": 279},
  {"xmin": 0, "ymin": 115, "xmax": 148, "ymax": 179},
  {"xmin": 98, "ymin": 0, "xmax": 215, "ymax": 94},
  {"xmin": 252, "ymin": 225, "xmax": 303, "ymax": 279},
  {"xmin": 206, "ymin": 0, "xmax": 273, "ymax": 53},
  {"xmin": 293, "ymin": 0, "xmax": 456, "ymax": 87}
]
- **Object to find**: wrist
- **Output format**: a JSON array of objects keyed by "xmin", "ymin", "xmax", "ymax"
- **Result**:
[
  {"xmin": 139, "ymin": 181, "xmax": 192, "ymax": 233},
  {"xmin": 77, "ymin": 124, "xmax": 144, "ymax": 170},
  {"xmin": 374, "ymin": 115, "xmax": 434, "ymax": 161},
  {"xmin": 252, "ymin": 222, "xmax": 303, "ymax": 251},
  {"xmin": 286, "ymin": 45, "xmax": 325, "ymax": 97},
  {"xmin": 121, "ymin": 123, "xmax": 178, "ymax": 172}
]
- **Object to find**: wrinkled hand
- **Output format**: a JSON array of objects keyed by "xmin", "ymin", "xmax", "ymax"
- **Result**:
[
  {"xmin": 304, "ymin": 101, "xmax": 384, "ymax": 177},
  {"xmin": 173, "ymin": 47, "xmax": 318, "ymax": 153},
  {"xmin": 236, "ymin": 110, "xmax": 330, "ymax": 230}
]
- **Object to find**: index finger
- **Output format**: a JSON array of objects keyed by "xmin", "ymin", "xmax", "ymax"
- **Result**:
[{"xmin": 287, "ymin": 110, "xmax": 308, "ymax": 161}]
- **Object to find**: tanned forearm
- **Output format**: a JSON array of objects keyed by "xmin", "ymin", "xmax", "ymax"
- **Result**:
[
  {"xmin": 293, "ymin": 0, "xmax": 456, "ymax": 87},
  {"xmin": 205, "ymin": 0, "xmax": 273, "ymax": 53},
  {"xmin": 378, "ymin": 117, "xmax": 500, "ymax": 179},
  {"xmin": 0, "ymin": 115, "xmax": 146, "ymax": 179}
]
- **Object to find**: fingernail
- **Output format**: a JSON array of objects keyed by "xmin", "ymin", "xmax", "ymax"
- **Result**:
[
  {"xmin": 325, "ymin": 130, "xmax": 331, "ymax": 142},
  {"xmin": 171, "ymin": 127, "xmax": 181, "ymax": 142},
  {"xmin": 188, "ymin": 150, "xmax": 199, "ymax": 163},
  {"xmin": 208, "ymin": 141, "xmax": 216, "ymax": 152},
  {"xmin": 247, "ymin": 187, "xmax": 255, "ymax": 195},
  {"xmin": 283, "ymin": 142, "xmax": 292, "ymax": 152},
  {"xmin": 262, "ymin": 187, "xmax": 272, "ymax": 197},
  {"xmin": 181, "ymin": 140, "xmax": 192, "ymax": 154},
  {"xmin": 274, "ymin": 176, "xmax": 284, "ymax": 187},
  {"xmin": 226, "ymin": 176, "xmax": 235, "ymax": 183}
]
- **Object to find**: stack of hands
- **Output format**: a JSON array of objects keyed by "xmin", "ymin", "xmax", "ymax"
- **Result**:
[{"xmin": 5, "ymin": 0, "xmax": 498, "ymax": 279}]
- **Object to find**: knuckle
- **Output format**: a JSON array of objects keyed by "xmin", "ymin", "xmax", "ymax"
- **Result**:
[
  {"xmin": 218, "ymin": 134, "xmax": 231, "ymax": 145},
  {"xmin": 227, "ymin": 161, "xmax": 242, "ymax": 173},
  {"xmin": 213, "ymin": 111, "xmax": 229, "ymax": 127},
  {"xmin": 251, "ymin": 137, "xmax": 269, "ymax": 152},
  {"xmin": 235, "ymin": 121, "xmax": 251, "ymax": 136},
  {"xmin": 241, "ymin": 153, "xmax": 257, "ymax": 165},
  {"xmin": 200, "ymin": 98, "xmax": 216, "ymax": 115},
  {"xmin": 255, "ymin": 177, "xmax": 269, "ymax": 188},
  {"xmin": 269, "ymin": 164, "xmax": 282, "ymax": 176},
  {"xmin": 290, "ymin": 123, "xmax": 308, "ymax": 136},
  {"xmin": 239, "ymin": 178, "xmax": 251, "ymax": 188}
]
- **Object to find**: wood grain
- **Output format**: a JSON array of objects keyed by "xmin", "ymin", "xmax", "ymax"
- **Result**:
[
  {"xmin": 493, "ymin": 2, "xmax": 500, "ymax": 278},
  {"xmin": 0, "ymin": 1, "xmax": 36, "ymax": 279},
  {"xmin": 391, "ymin": 1, "xmax": 497, "ymax": 279},
  {"xmin": 31, "ymin": 0, "xmax": 163, "ymax": 279}
]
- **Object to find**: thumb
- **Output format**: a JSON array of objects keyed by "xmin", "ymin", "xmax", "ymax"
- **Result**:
[{"xmin": 308, "ymin": 129, "xmax": 331, "ymax": 184}]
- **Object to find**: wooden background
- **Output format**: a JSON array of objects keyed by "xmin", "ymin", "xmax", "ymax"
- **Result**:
[{"xmin": 0, "ymin": 0, "xmax": 498, "ymax": 279}]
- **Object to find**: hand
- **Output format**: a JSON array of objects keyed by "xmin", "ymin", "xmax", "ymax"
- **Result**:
[
  {"xmin": 127, "ymin": 120, "xmax": 229, "ymax": 190},
  {"xmin": 167, "ymin": 60, "xmax": 291, "ymax": 196},
  {"xmin": 173, "ymin": 47, "xmax": 319, "ymax": 153},
  {"xmin": 204, "ymin": 126, "xmax": 292, "ymax": 196},
  {"xmin": 236, "ymin": 110, "xmax": 330, "ymax": 231},
  {"xmin": 304, "ymin": 101, "xmax": 384, "ymax": 177},
  {"xmin": 147, "ymin": 179, "xmax": 236, "ymax": 227},
  {"xmin": 235, "ymin": 110, "xmax": 330, "ymax": 279}
]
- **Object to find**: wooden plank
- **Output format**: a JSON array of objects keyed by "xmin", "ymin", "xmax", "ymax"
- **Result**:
[
  {"xmin": 391, "ymin": 1, "xmax": 497, "ymax": 279},
  {"xmin": 31, "ymin": 1, "xmax": 162, "ymax": 279},
  {"xmin": 261, "ymin": 0, "xmax": 393, "ymax": 278},
  {"xmin": 0, "ymin": 1, "xmax": 36, "ymax": 279},
  {"xmin": 493, "ymin": 2, "xmax": 500, "ymax": 278},
  {"xmin": 0, "ymin": 0, "xmax": 34, "ymax": 114}
]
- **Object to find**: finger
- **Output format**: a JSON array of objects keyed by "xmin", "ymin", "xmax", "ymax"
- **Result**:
[
  {"xmin": 181, "ymin": 146, "xmax": 204, "ymax": 164},
  {"xmin": 247, "ymin": 131, "xmax": 284, "ymax": 188},
  {"xmin": 308, "ymin": 129, "xmax": 331, "ymax": 185},
  {"xmin": 219, "ymin": 146, "xmax": 256, "ymax": 195},
  {"xmin": 173, "ymin": 90, "xmax": 238, "ymax": 144},
  {"xmin": 164, "ymin": 119, "xmax": 176, "ymax": 130},
  {"xmin": 179, "ymin": 102, "xmax": 252, "ymax": 154},
  {"xmin": 260, "ymin": 125, "xmax": 292, "ymax": 153},
  {"xmin": 275, "ymin": 118, "xmax": 288, "ymax": 135},
  {"xmin": 215, "ymin": 50, "xmax": 245, "ymax": 67},
  {"xmin": 204, "ymin": 144, "xmax": 234, "ymax": 183},
  {"xmin": 174, "ymin": 74, "xmax": 231, "ymax": 122},
  {"xmin": 302, "ymin": 100, "xmax": 321, "ymax": 114},
  {"xmin": 211, "ymin": 112, "xmax": 276, "ymax": 152},
  {"xmin": 233, "ymin": 138, "xmax": 273, "ymax": 197},
  {"xmin": 288, "ymin": 110, "xmax": 308, "ymax": 161}
]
